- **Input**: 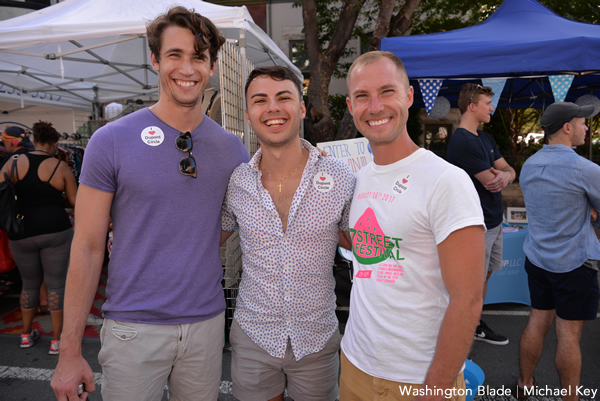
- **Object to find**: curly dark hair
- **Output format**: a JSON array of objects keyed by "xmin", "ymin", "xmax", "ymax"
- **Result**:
[
  {"xmin": 146, "ymin": 6, "xmax": 225, "ymax": 66},
  {"xmin": 32, "ymin": 120, "xmax": 59, "ymax": 145}
]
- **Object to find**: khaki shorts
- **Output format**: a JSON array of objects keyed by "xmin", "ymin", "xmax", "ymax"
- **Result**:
[
  {"xmin": 339, "ymin": 350, "xmax": 466, "ymax": 401},
  {"xmin": 485, "ymin": 224, "xmax": 503, "ymax": 275},
  {"xmin": 98, "ymin": 312, "xmax": 224, "ymax": 401},
  {"xmin": 230, "ymin": 319, "xmax": 341, "ymax": 401}
]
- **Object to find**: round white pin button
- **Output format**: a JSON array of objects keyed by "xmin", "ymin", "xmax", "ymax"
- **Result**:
[
  {"xmin": 314, "ymin": 172, "xmax": 334, "ymax": 192},
  {"xmin": 141, "ymin": 126, "xmax": 165, "ymax": 146},
  {"xmin": 392, "ymin": 173, "xmax": 411, "ymax": 195}
]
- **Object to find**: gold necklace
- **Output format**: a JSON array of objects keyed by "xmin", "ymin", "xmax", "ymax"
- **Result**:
[{"xmin": 262, "ymin": 157, "xmax": 304, "ymax": 192}]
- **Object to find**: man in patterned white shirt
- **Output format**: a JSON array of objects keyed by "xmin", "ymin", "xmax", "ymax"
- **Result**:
[{"xmin": 221, "ymin": 66, "xmax": 355, "ymax": 401}]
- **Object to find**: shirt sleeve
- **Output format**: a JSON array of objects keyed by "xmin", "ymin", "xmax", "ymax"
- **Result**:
[
  {"xmin": 428, "ymin": 166, "xmax": 485, "ymax": 245},
  {"xmin": 79, "ymin": 125, "xmax": 117, "ymax": 193},
  {"xmin": 583, "ymin": 162, "xmax": 600, "ymax": 228},
  {"xmin": 221, "ymin": 174, "xmax": 239, "ymax": 232},
  {"xmin": 338, "ymin": 169, "xmax": 356, "ymax": 232}
]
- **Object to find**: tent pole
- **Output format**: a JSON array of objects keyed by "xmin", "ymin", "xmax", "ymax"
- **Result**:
[
  {"xmin": 239, "ymin": 29, "xmax": 250, "ymax": 152},
  {"xmin": 589, "ymin": 117, "xmax": 593, "ymax": 161},
  {"xmin": 92, "ymin": 86, "xmax": 101, "ymax": 120}
]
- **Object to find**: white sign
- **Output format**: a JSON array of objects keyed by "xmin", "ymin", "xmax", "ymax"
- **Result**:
[{"xmin": 317, "ymin": 137, "xmax": 373, "ymax": 175}]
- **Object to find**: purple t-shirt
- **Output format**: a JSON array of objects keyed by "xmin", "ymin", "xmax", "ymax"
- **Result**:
[{"xmin": 80, "ymin": 108, "xmax": 249, "ymax": 324}]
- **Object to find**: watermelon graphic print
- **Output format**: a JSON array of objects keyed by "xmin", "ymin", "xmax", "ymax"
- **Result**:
[{"xmin": 350, "ymin": 207, "xmax": 405, "ymax": 282}]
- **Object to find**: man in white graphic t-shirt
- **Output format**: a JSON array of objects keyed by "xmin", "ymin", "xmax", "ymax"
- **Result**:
[{"xmin": 339, "ymin": 51, "xmax": 486, "ymax": 401}]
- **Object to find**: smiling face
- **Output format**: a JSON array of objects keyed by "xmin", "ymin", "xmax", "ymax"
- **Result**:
[
  {"xmin": 472, "ymin": 94, "xmax": 494, "ymax": 124},
  {"xmin": 245, "ymin": 75, "xmax": 306, "ymax": 149},
  {"xmin": 151, "ymin": 25, "xmax": 215, "ymax": 110},
  {"xmin": 346, "ymin": 57, "xmax": 413, "ymax": 148}
]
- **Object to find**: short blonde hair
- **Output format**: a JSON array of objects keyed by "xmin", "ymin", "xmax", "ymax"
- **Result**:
[{"xmin": 347, "ymin": 51, "xmax": 410, "ymax": 91}]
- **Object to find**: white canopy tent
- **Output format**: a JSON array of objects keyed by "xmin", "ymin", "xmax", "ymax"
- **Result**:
[{"xmin": 0, "ymin": 0, "xmax": 301, "ymax": 114}]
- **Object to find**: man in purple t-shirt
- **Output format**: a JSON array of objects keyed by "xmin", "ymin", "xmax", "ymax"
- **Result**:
[{"xmin": 51, "ymin": 7, "xmax": 248, "ymax": 400}]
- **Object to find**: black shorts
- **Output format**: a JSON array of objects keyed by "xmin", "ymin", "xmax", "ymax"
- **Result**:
[{"xmin": 525, "ymin": 257, "xmax": 599, "ymax": 321}]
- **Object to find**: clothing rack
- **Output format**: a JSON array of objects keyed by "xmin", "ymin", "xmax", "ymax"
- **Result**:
[
  {"xmin": 58, "ymin": 133, "xmax": 90, "ymax": 148},
  {"xmin": 56, "ymin": 144, "xmax": 85, "ymax": 183}
]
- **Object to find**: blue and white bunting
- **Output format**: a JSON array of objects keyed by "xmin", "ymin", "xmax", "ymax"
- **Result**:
[
  {"xmin": 481, "ymin": 78, "xmax": 506, "ymax": 115},
  {"xmin": 418, "ymin": 79, "xmax": 444, "ymax": 115},
  {"xmin": 548, "ymin": 75, "xmax": 574, "ymax": 103}
]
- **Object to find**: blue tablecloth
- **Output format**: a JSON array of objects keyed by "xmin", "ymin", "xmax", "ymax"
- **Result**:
[{"xmin": 484, "ymin": 225, "xmax": 531, "ymax": 305}]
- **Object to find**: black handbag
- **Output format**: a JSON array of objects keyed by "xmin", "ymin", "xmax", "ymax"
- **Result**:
[{"xmin": 0, "ymin": 155, "xmax": 24, "ymax": 234}]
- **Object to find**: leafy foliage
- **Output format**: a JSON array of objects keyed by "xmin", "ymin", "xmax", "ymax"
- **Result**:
[
  {"xmin": 328, "ymin": 94, "xmax": 350, "ymax": 133},
  {"xmin": 293, "ymin": 0, "xmax": 379, "ymax": 78},
  {"xmin": 410, "ymin": 0, "xmax": 600, "ymax": 36}
]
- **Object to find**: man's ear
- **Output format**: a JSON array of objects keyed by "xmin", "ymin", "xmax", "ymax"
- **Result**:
[
  {"xmin": 244, "ymin": 109, "xmax": 251, "ymax": 128},
  {"xmin": 346, "ymin": 97, "xmax": 353, "ymax": 115},
  {"xmin": 406, "ymin": 86, "xmax": 414, "ymax": 108},
  {"xmin": 150, "ymin": 52, "xmax": 159, "ymax": 72}
]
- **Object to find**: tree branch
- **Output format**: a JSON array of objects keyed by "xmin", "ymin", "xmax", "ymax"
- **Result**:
[
  {"xmin": 369, "ymin": 0, "xmax": 396, "ymax": 50},
  {"xmin": 389, "ymin": 0, "xmax": 422, "ymax": 37}
]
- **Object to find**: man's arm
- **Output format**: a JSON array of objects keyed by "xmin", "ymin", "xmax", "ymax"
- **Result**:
[
  {"xmin": 220, "ymin": 230, "xmax": 234, "ymax": 246},
  {"xmin": 418, "ymin": 225, "xmax": 485, "ymax": 401},
  {"xmin": 475, "ymin": 157, "xmax": 515, "ymax": 193},
  {"xmin": 51, "ymin": 185, "xmax": 113, "ymax": 400},
  {"xmin": 339, "ymin": 231, "xmax": 352, "ymax": 250}
]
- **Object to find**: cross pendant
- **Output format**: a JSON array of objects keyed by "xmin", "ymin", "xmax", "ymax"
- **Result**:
[{"xmin": 278, "ymin": 181, "xmax": 283, "ymax": 192}]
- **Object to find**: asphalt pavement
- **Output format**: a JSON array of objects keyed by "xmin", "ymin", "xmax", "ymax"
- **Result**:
[{"xmin": 1, "ymin": 293, "xmax": 599, "ymax": 400}]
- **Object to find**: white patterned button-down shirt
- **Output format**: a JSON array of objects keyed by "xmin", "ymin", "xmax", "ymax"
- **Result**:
[{"xmin": 222, "ymin": 139, "xmax": 355, "ymax": 360}]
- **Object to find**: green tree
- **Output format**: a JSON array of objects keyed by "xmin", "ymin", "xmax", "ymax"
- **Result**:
[
  {"xmin": 300, "ymin": 0, "xmax": 600, "ymax": 144},
  {"xmin": 299, "ymin": 0, "xmax": 422, "ymax": 144},
  {"xmin": 410, "ymin": 0, "xmax": 600, "ymax": 35}
]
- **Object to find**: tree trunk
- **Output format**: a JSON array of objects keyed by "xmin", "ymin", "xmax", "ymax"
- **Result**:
[
  {"xmin": 335, "ymin": 0, "xmax": 422, "ymax": 140},
  {"xmin": 302, "ymin": 0, "xmax": 365, "ymax": 144},
  {"xmin": 389, "ymin": 0, "xmax": 421, "ymax": 37}
]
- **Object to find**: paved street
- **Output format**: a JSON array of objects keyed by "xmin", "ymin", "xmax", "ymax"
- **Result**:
[{"xmin": 1, "ymin": 301, "xmax": 599, "ymax": 400}]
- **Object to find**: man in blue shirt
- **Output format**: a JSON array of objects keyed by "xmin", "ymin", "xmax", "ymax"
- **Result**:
[
  {"xmin": 518, "ymin": 102, "xmax": 600, "ymax": 401},
  {"xmin": 447, "ymin": 83, "xmax": 515, "ymax": 345}
]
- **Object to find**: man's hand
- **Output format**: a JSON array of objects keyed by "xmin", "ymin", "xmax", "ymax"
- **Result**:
[
  {"xmin": 591, "ymin": 208, "xmax": 598, "ymax": 222},
  {"xmin": 483, "ymin": 167, "xmax": 511, "ymax": 193},
  {"xmin": 51, "ymin": 354, "xmax": 96, "ymax": 400}
]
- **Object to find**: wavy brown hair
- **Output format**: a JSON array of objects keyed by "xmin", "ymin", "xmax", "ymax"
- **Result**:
[{"xmin": 146, "ymin": 6, "xmax": 225, "ymax": 66}]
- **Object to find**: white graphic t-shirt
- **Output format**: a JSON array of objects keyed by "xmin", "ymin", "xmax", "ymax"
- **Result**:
[{"xmin": 341, "ymin": 148, "xmax": 484, "ymax": 383}]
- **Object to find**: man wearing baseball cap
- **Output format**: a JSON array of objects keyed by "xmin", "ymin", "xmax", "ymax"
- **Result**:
[{"xmin": 517, "ymin": 102, "xmax": 600, "ymax": 401}]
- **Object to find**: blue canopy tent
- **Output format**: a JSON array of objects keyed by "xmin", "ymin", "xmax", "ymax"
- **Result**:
[{"xmin": 380, "ymin": 0, "xmax": 600, "ymax": 110}]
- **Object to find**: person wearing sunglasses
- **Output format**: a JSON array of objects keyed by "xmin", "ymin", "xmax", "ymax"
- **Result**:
[
  {"xmin": 447, "ymin": 83, "xmax": 515, "ymax": 346},
  {"xmin": 51, "ymin": 7, "xmax": 249, "ymax": 400},
  {"xmin": 220, "ymin": 66, "xmax": 355, "ymax": 401}
]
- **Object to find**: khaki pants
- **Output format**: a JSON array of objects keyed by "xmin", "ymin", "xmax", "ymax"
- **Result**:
[
  {"xmin": 230, "ymin": 319, "xmax": 341, "ymax": 401},
  {"xmin": 339, "ymin": 350, "xmax": 467, "ymax": 401},
  {"xmin": 99, "ymin": 312, "xmax": 224, "ymax": 401}
]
